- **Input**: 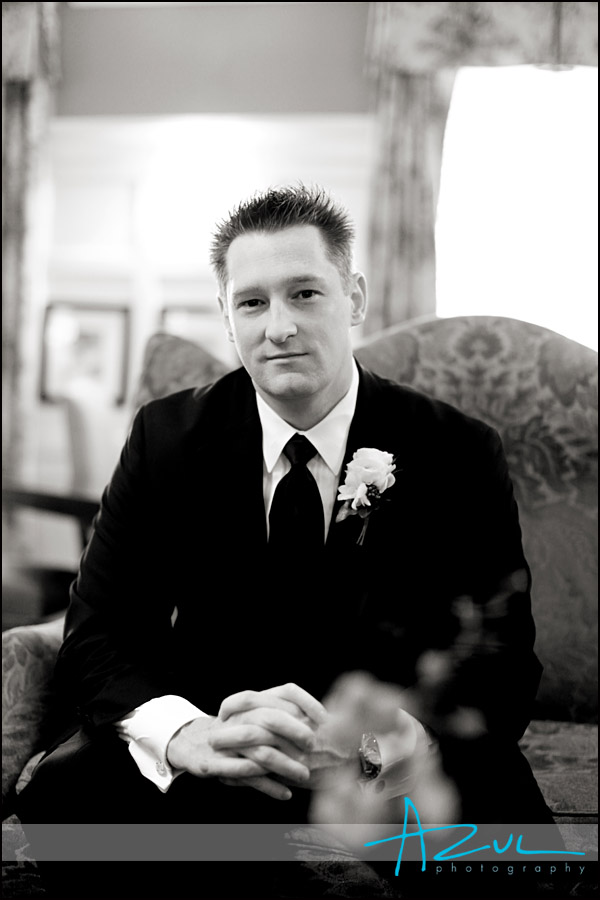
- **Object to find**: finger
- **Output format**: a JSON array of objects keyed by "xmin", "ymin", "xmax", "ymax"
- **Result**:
[
  {"xmin": 219, "ymin": 776, "xmax": 292, "ymax": 802},
  {"xmin": 251, "ymin": 708, "xmax": 318, "ymax": 752},
  {"xmin": 208, "ymin": 725, "xmax": 305, "ymax": 762},
  {"xmin": 266, "ymin": 734, "xmax": 305, "ymax": 761},
  {"xmin": 242, "ymin": 745, "xmax": 311, "ymax": 783},
  {"xmin": 209, "ymin": 725, "xmax": 304, "ymax": 759},
  {"xmin": 219, "ymin": 690, "xmax": 312, "ymax": 724},
  {"xmin": 218, "ymin": 690, "xmax": 260, "ymax": 721},
  {"xmin": 265, "ymin": 684, "xmax": 328, "ymax": 726},
  {"xmin": 217, "ymin": 707, "xmax": 317, "ymax": 752},
  {"xmin": 191, "ymin": 756, "xmax": 267, "ymax": 779},
  {"xmin": 209, "ymin": 723, "xmax": 275, "ymax": 751}
]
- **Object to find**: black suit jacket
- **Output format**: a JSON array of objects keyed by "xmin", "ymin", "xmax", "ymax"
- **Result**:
[{"xmin": 54, "ymin": 362, "xmax": 541, "ymax": 749}]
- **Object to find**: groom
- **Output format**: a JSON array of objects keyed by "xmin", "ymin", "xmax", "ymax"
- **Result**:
[{"xmin": 18, "ymin": 185, "xmax": 552, "ymax": 841}]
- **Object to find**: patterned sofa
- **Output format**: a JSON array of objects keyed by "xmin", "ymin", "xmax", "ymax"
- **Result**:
[{"xmin": 2, "ymin": 316, "xmax": 597, "ymax": 895}]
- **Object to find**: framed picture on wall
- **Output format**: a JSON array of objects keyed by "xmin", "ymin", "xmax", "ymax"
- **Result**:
[
  {"xmin": 159, "ymin": 304, "xmax": 236, "ymax": 365},
  {"xmin": 40, "ymin": 302, "xmax": 131, "ymax": 405}
]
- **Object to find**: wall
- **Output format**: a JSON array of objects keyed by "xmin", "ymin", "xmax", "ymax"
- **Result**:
[
  {"xmin": 16, "ymin": 3, "xmax": 376, "ymax": 570},
  {"xmin": 57, "ymin": 2, "xmax": 372, "ymax": 115}
]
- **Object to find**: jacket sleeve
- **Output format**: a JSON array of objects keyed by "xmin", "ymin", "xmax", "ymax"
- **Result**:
[
  {"xmin": 442, "ymin": 423, "xmax": 542, "ymax": 742},
  {"xmin": 55, "ymin": 405, "xmax": 180, "ymax": 731}
]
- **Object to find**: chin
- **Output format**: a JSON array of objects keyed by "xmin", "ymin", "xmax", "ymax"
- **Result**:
[{"xmin": 264, "ymin": 373, "xmax": 317, "ymax": 400}]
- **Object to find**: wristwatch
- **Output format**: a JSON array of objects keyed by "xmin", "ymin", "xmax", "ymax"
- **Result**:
[{"xmin": 358, "ymin": 732, "xmax": 382, "ymax": 781}]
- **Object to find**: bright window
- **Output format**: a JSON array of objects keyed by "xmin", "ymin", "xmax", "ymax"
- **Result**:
[{"xmin": 436, "ymin": 66, "xmax": 598, "ymax": 350}]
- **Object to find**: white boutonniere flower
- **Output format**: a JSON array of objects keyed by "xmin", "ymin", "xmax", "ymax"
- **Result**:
[{"xmin": 336, "ymin": 448, "xmax": 396, "ymax": 545}]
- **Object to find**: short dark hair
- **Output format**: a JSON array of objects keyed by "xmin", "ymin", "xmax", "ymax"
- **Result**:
[{"xmin": 210, "ymin": 184, "xmax": 355, "ymax": 292}]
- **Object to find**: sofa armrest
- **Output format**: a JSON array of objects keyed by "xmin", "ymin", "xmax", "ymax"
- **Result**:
[
  {"xmin": 519, "ymin": 719, "xmax": 598, "ymax": 822},
  {"xmin": 2, "ymin": 617, "xmax": 64, "ymax": 816}
]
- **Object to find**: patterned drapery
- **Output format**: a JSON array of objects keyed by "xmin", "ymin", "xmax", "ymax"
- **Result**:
[
  {"xmin": 365, "ymin": 1, "xmax": 599, "ymax": 334},
  {"xmin": 2, "ymin": 2, "xmax": 61, "ymax": 486}
]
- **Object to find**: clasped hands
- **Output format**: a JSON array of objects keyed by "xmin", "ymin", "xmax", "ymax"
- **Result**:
[{"xmin": 166, "ymin": 683, "xmax": 356, "ymax": 800}]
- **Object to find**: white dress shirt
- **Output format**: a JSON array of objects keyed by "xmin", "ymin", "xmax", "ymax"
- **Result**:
[
  {"xmin": 116, "ymin": 361, "xmax": 426, "ymax": 796},
  {"xmin": 257, "ymin": 359, "xmax": 359, "ymax": 540}
]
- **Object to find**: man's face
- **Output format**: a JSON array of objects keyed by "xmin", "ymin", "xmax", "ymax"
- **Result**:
[{"xmin": 219, "ymin": 225, "xmax": 366, "ymax": 425}]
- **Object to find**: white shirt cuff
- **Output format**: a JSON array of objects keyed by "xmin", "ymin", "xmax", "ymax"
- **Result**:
[{"xmin": 116, "ymin": 695, "xmax": 207, "ymax": 793}]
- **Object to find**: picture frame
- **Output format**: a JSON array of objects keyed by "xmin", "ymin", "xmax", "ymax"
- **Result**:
[
  {"xmin": 39, "ymin": 302, "xmax": 131, "ymax": 406},
  {"xmin": 159, "ymin": 303, "xmax": 236, "ymax": 365}
]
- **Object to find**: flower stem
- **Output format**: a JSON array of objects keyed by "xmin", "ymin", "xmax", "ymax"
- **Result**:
[{"xmin": 357, "ymin": 519, "xmax": 369, "ymax": 546}]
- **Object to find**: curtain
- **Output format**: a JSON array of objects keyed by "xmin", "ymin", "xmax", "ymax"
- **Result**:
[
  {"xmin": 2, "ymin": 2, "xmax": 61, "ymax": 487},
  {"xmin": 364, "ymin": 1, "xmax": 598, "ymax": 334},
  {"xmin": 367, "ymin": 69, "xmax": 455, "ymax": 331}
]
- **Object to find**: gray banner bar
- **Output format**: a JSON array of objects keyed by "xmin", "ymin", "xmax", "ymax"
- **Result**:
[{"xmin": 5, "ymin": 823, "xmax": 597, "ymax": 863}]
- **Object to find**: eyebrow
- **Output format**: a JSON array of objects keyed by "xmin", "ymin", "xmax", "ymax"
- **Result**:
[{"xmin": 232, "ymin": 275, "xmax": 328, "ymax": 301}]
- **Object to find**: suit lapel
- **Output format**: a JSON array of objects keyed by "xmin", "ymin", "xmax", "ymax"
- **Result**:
[
  {"xmin": 187, "ymin": 363, "xmax": 409, "ymax": 560},
  {"xmin": 190, "ymin": 370, "xmax": 267, "ymax": 553},
  {"xmin": 326, "ymin": 362, "xmax": 407, "ymax": 552}
]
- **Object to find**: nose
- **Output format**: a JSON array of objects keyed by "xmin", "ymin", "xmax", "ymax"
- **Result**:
[{"xmin": 264, "ymin": 302, "xmax": 297, "ymax": 344}]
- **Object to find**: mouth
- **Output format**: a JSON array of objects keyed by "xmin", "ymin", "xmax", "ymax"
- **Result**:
[{"xmin": 266, "ymin": 352, "xmax": 307, "ymax": 361}]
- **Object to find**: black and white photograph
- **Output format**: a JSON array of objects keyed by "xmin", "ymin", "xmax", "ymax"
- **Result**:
[{"xmin": 2, "ymin": 3, "xmax": 598, "ymax": 900}]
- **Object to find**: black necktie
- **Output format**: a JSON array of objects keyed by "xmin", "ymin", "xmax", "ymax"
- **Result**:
[{"xmin": 268, "ymin": 434, "xmax": 325, "ymax": 554}]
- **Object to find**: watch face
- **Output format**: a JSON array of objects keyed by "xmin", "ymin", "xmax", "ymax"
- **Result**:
[{"xmin": 359, "ymin": 732, "xmax": 382, "ymax": 780}]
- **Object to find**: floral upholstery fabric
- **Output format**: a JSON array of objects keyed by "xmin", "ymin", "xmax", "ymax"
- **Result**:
[
  {"xmin": 2, "ymin": 618, "xmax": 64, "ymax": 815},
  {"xmin": 355, "ymin": 316, "xmax": 598, "ymax": 724}
]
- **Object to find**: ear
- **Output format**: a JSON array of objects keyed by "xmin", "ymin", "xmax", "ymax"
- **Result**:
[
  {"xmin": 217, "ymin": 294, "xmax": 235, "ymax": 343},
  {"xmin": 349, "ymin": 273, "xmax": 367, "ymax": 327}
]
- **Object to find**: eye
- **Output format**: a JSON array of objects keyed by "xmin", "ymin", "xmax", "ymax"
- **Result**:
[
  {"xmin": 294, "ymin": 290, "xmax": 319, "ymax": 300},
  {"xmin": 239, "ymin": 298, "xmax": 265, "ymax": 309}
]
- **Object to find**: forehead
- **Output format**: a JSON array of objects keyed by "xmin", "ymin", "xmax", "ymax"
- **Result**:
[{"xmin": 225, "ymin": 225, "xmax": 338, "ymax": 289}]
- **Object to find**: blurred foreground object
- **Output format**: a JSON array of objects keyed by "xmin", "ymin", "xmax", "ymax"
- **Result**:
[
  {"xmin": 309, "ymin": 670, "xmax": 461, "ymax": 841},
  {"xmin": 310, "ymin": 576, "xmax": 532, "ymax": 839}
]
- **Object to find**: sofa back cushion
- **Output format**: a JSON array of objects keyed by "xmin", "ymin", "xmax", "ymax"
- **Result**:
[{"xmin": 132, "ymin": 333, "xmax": 231, "ymax": 410}]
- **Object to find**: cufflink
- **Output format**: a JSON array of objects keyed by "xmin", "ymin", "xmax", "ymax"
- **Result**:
[
  {"xmin": 358, "ymin": 732, "xmax": 382, "ymax": 781},
  {"xmin": 155, "ymin": 760, "xmax": 167, "ymax": 777}
]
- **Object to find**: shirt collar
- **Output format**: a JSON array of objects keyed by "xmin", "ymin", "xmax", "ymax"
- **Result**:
[{"xmin": 256, "ymin": 360, "xmax": 359, "ymax": 476}]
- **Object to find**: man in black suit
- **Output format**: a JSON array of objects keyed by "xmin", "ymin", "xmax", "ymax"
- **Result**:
[{"xmin": 18, "ymin": 185, "xmax": 553, "ymax": 895}]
